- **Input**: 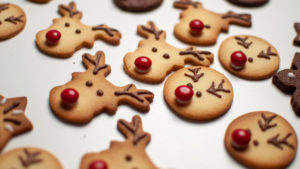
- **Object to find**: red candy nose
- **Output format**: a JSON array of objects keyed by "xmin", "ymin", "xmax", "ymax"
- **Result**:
[
  {"xmin": 230, "ymin": 51, "xmax": 247, "ymax": 69},
  {"xmin": 175, "ymin": 85, "xmax": 194, "ymax": 103},
  {"xmin": 89, "ymin": 160, "xmax": 108, "ymax": 169},
  {"xmin": 189, "ymin": 19, "xmax": 205, "ymax": 33},
  {"xmin": 60, "ymin": 88, "xmax": 79, "ymax": 105},
  {"xmin": 134, "ymin": 56, "xmax": 152, "ymax": 73},
  {"xmin": 231, "ymin": 129, "xmax": 251, "ymax": 149},
  {"xmin": 46, "ymin": 29, "xmax": 61, "ymax": 45}
]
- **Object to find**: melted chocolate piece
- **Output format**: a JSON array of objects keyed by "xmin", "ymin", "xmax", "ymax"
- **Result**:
[
  {"xmin": 294, "ymin": 23, "xmax": 300, "ymax": 46},
  {"xmin": 184, "ymin": 68, "xmax": 204, "ymax": 82},
  {"xmin": 227, "ymin": 0, "xmax": 269, "ymax": 7},
  {"xmin": 97, "ymin": 89, "xmax": 103, "ymax": 96},
  {"xmin": 258, "ymin": 46, "xmax": 277, "ymax": 59},
  {"xmin": 235, "ymin": 36, "xmax": 253, "ymax": 49},
  {"xmin": 152, "ymin": 47, "xmax": 157, "ymax": 52},
  {"xmin": 273, "ymin": 52, "xmax": 300, "ymax": 116},
  {"xmin": 114, "ymin": 0, "xmax": 163, "ymax": 12},
  {"xmin": 75, "ymin": 29, "xmax": 81, "ymax": 34},
  {"xmin": 83, "ymin": 53, "xmax": 108, "ymax": 75},
  {"xmin": 86, "ymin": 80, "xmax": 93, "ymax": 87},
  {"xmin": 3, "ymin": 102, "xmax": 20, "ymax": 114},
  {"xmin": 222, "ymin": 11, "xmax": 251, "ymax": 24},
  {"xmin": 5, "ymin": 15, "xmax": 24, "ymax": 24},
  {"xmin": 92, "ymin": 24, "xmax": 119, "ymax": 37},
  {"xmin": 196, "ymin": 91, "xmax": 202, "ymax": 97},
  {"xmin": 19, "ymin": 149, "xmax": 43, "ymax": 167},
  {"xmin": 163, "ymin": 53, "xmax": 170, "ymax": 59},
  {"xmin": 248, "ymin": 57, "xmax": 253, "ymax": 62},
  {"xmin": 258, "ymin": 113, "xmax": 277, "ymax": 131},
  {"xmin": 206, "ymin": 79, "xmax": 230, "ymax": 98},
  {"xmin": 179, "ymin": 47, "xmax": 211, "ymax": 61},
  {"xmin": 65, "ymin": 22, "xmax": 70, "ymax": 27},
  {"xmin": 0, "ymin": 3, "xmax": 9, "ymax": 13},
  {"xmin": 267, "ymin": 133, "xmax": 295, "ymax": 150},
  {"xmin": 141, "ymin": 21, "xmax": 163, "ymax": 40},
  {"xmin": 114, "ymin": 84, "xmax": 153, "ymax": 103},
  {"xmin": 174, "ymin": 0, "xmax": 199, "ymax": 8},
  {"xmin": 59, "ymin": 2, "xmax": 79, "ymax": 17}
]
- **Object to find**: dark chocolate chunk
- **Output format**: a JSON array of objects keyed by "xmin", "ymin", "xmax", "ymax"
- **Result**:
[
  {"xmin": 227, "ymin": 0, "xmax": 269, "ymax": 7},
  {"xmin": 114, "ymin": 0, "xmax": 163, "ymax": 12}
]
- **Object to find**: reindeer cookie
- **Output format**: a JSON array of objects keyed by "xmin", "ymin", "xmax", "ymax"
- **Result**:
[
  {"xmin": 0, "ymin": 95, "xmax": 32, "ymax": 152},
  {"xmin": 114, "ymin": 0, "xmax": 163, "ymax": 12},
  {"xmin": 80, "ymin": 115, "xmax": 161, "ymax": 169},
  {"xmin": 0, "ymin": 147, "xmax": 63, "ymax": 169},
  {"xmin": 164, "ymin": 66, "xmax": 233, "ymax": 121},
  {"xmin": 36, "ymin": 2, "xmax": 121, "ymax": 58},
  {"xmin": 173, "ymin": 0, "xmax": 251, "ymax": 46},
  {"xmin": 49, "ymin": 51, "xmax": 154, "ymax": 124},
  {"xmin": 123, "ymin": 21, "xmax": 213, "ymax": 83},
  {"xmin": 227, "ymin": 0, "xmax": 269, "ymax": 7},
  {"xmin": 224, "ymin": 111, "xmax": 298, "ymax": 169},
  {"xmin": 219, "ymin": 35, "xmax": 280, "ymax": 80},
  {"xmin": 0, "ymin": 3, "xmax": 26, "ymax": 41},
  {"xmin": 273, "ymin": 52, "xmax": 300, "ymax": 116},
  {"xmin": 294, "ymin": 23, "xmax": 300, "ymax": 46}
]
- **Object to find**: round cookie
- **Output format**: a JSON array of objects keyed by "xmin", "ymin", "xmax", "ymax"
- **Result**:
[
  {"xmin": 164, "ymin": 66, "xmax": 233, "ymax": 121},
  {"xmin": 219, "ymin": 35, "xmax": 280, "ymax": 80},
  {"xmin": 0, "ymin": 3, "xmax": 26, "ymax": 41},
  {"xmin": 0, "ymin": 147, "xmax": 63, "ymax": 169},
  {"xmin": 113, "ymin": 0, "xmax": 163, "ymax": 12},
  {"xmin": 224, "ymin": 111, "xmax": 298, "ymax": 169},
  {"xmin": 227, "ymin": 0, "xmax": 269, "ymax": 7}
]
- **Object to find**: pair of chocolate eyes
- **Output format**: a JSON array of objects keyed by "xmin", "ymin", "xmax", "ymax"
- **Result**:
[
  {"xmin": 85, "ymin": 80, "xmax": 104, "ymax": 96},
  {"xmin": 64, "ymin": 22, "xmax": 81, "ymax": 34},
  {"xmin": 151, "ymin": 47, "xmax": 170, "ymax": 59}
]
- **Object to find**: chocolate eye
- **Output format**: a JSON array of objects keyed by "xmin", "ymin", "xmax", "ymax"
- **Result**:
[
  {"xmin": 64, "ymin": 22, "xmax": 70, "ymax": 27},
  {"xmin": 152, "ymin": 47, "xmax": 157, "ymax": 52},
  {"xmin": 75, "ymin": 29, "xmax": 81, "ymax": 34},
  {"xmin": 163, "ymin": 53, "xmax": 170, "ymax": 59},
  {"xmin": 97, "ymin": 89, "xmax": 103, "ymax": 96},
  {"xmin": 86, "ymin": 80, "xmax": 93, "ymax": 87},
  {"xmin": 125, "ymin": 154, "xmax": 132, "ymax": 162}
]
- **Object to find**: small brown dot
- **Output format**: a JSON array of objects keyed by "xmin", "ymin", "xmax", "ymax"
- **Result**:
[
  {"xmin": 248, "ymin": 57, "xmax": 253, "ymax": 63},
  {"xmin": 75, "ymin": 29, "xmax": 81, "ymax": 34},
  {"xmin": 0, "ymin": 21, "xmax": 2, "ymax": 25},
  {"xmin": 86, "ymin": 80, "xmax": 93, "ymax": 87},
  {"xmin": 163, "ymin": 53, "xmax": 170, "ymax": 59},
  {"xmin": 204, "ymin": 25, "xmax": 211, "ymax": 29},
  {"xmin": 65, "ymin": 22, "xmax": 70, "ymax": 27},
  {"xmin": 97, "ymin": 89, "xmax": 103, "ymax": 96},
  {"xmin": 187, "ymin": 83, "xmax": 193, "ymax": 88},
  {"xmin": 152, "ymin": 47, "xmax": 157, "ymax": 52},
  {"xmin": 196, "ymin": 91, "xmax": 202, "ymax": 97},
  {"xmin": 253, "ymin": 140, "xmax": 259, "ymax": 146},
  {"xmin": 125, "ymin": 155, "xmax": 132, "ymax": 161}
]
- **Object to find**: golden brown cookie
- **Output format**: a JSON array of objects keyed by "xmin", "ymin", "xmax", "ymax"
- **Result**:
[
  {"xmin": 80, "ymin": 115, "xmax": 161, "ymax": 169},
  {"xmin": 0, "ymin": 3, "xmax": 26, "ymax": 41},
  {"xmin": 173, "ymin": 0, "xmax": 251, "ymax": 46},
  {"xmin": 49, "ymin": 51, "xmax": 154, "ymax": 125},
  {"xmin": 164, "ymin": 66, "xmax": 233, "ymax": 121},
  {"xmin": 219, "ymin": 35, "xmax": 280, "ymax": 80},
  {"xmin": 36, "ymin": 2, "xmax": 121, "ymax": 58},
  {"xmin": 0, "ymin": 147, "xmax": 63, "ymax": 169},
  {"xmin": 123, "ymin": 21, "xmax": 213, "ymax": 83},
  {"xmin": 224, "ymin": 111, "xmax": 298, "ymax": 169},
  {"xmin": 0, "ymin": 95, "xmax": 32, "ymax": 152}
]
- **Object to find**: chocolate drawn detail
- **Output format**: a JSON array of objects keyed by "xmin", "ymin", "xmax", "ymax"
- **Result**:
[
  {"xmin": 267, "ymin": 133, "xmax": 295, "ymax": 150},
  {"xmin": 206, "ymin": 79, "xmax": 230, "ymax": 98}
]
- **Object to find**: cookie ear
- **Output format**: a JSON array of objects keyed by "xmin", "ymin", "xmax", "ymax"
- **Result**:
[
  {"xmin": 82, "ymin": 51, "xmax": 111, "ymax": 76},
  {"xmin": 137, "ymin": 21, "xmax": 166, "ymax": 40},
  {"xmin": 58, "ymin": 1, "xmax": 82, "ymax": 20},
  {"xmin": 173, "ymin": 0, "xmax": 202, "ymax": 9}
]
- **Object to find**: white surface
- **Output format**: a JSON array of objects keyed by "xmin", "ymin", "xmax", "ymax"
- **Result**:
[{"xmin": 1, "ymin": 0, "xmax": 300, "ymax": 168}]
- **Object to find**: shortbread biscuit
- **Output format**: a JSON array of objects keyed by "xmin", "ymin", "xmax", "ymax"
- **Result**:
[
  {"xmin": 0, "ymin": 3, "xmax": 26, "ymax": 40},
  {"xmin": 227, "ymin": 0, "xmax": 269, "ymax": 7},
  {"xmin": 36, "ymin": 2, "xmax": 121, "ymax": 58},
  {"xmin": 80, "ymin": 115, "xmax": 161, "ymax": 169},
  {"xmin": 50, "ymin": 51, "xmax": 154, "ymax": 124},
  {"xmin": 0, "ymin": 147, "xmax": 63, "ymax": 169},
  {"xmin": 224, "ymin": 111, "xmax": 298, "ymax": 169},
  {"xmin": 219, "ymin": 35, "xmax": 280, "ymax": 80},
  {"xmin": 173, "ymin": 0, "xmax": 251, "ymax": 46},
  {"xmin": 123, "ymin": 21, "xmax": 213, "ymax": 83},
  {"xmin": 114, "ymin": 0, "xmax": 163, "ymax": 12},
  {"xmin": 164, "ymin": 66, "xmax": 233, "ymax": 121}
]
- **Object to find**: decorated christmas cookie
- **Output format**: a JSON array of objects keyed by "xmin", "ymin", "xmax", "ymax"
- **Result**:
[
  {"xmin": 50, "ymin": 51, "xmax": 154, "ymax": 124},
  {"xmin": 294, "ymin": 23, "xmax": 300, "ymax": 46},
  {"xmin": 164, "ymin": 66, "xmax": 233, "ymax": 121},
  {"xmin": 219, "ymin": 35, "xmax": 280, "ymax": 80},
  {"xmin": 80, "ymin": 115, "xmax": 161, "ymax": 169},
  {"xmin": 227, "ymin": 0, "xmax": 269, "ymax": 7},
  {"xmin": 0, "ymin": 147, "xmax": 63, "ymax": 169},
  {"xmin": 36, "ymin": 2, "xmax": 121, "ymax": 58},
  {"xmin": 0, "ymin": 3, "xmax": 26, "ymax": 40},
  {"xmin": 173, "ymin": 0, "xmax": 251, "ymax": 46},
  {"xmin": 273, "ymin": 52, "xmax": 300, "ymax": 116},
  {"xmin": 0, "ymin": 95, "xmax": 32, "ymax": 152},
  {"xmin": 114, "ymin": 0, "xmax": 163, "ymax": 12},
  {"xmin": 224, "ymin": 111, "xmax": 298, "ymax": 169},
  {"xmin": 29, "ymin": 0, "xmax": 51, "ymax": 3},
  {"xmin": 123, "ymin": 21, "xmax": 213, "ymax": 83}
]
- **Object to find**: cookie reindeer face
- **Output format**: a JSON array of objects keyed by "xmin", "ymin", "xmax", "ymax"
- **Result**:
[
  {"xmin": 0, "ymin": 147, "xmax": 63, "ymax": 169},
  {"xmin": 36, "ymin": 2, "xmax": 122, "ymax": 58},
  {"xmin": 123, "ymin": 21, "xmax": 213, "ymax": 83},
  {"xmin": 164, "ymin": 66, "xmax": 233, "ymax": 121},
  {"xmin": 0, "ymin": 3, "xmax": 26, "ymax": 40},
  {"xmin": 173, "ymin": 0, "xmax": 251, "ymax": 46},
  {"xmin": 219, "ymin": 35, "xmax": 280, "ymax": 80},
  {"xmin": 0, "ymin": 95, "xmax": 32, "ymax": 152},
  {"xmin": 80, "ymin": 115, "xmax": 161, "ymax": 169},
  {"xmin": 224, "ymin": 111, "xmax": 298, "ymax": 169},
  {"xmin": 49, "ymin": 51, "xmax": 154, "ymax": 124}
]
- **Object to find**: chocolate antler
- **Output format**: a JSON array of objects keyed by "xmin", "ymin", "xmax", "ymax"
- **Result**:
[
  {"xmin": 92, "ymin": 24, "xmax": 119, "ymax": 37},
  {"xmin": 0, "ymin": 3, "xmax": 9, "ymax": 13},
  {"xmin": 235, "ymin": 36, "xmax": 252, "ymax": 49},
  {"xmin": 294, "ymin": 23, "xmax": 300, "ymax": 46},
  {"xmin": 5, "ymin": 15, "xmax": 24, "ymax": 24},
  {"xmin": 267, "ymin": 133, "xmax": 295, "ymax": 150},
  {"xmin": 258, "ymin": 113, "xmax": 277, "ymax": 131},
  {"xmin": 258, "ymin": 46, "xmax": 277, "ymax": 59},
  {"xmin": 222, "ymin": 11, "xmax": 251, "ymax": 24},
  {"xmin": 141, "ymin": 21, "xmax": 163, "ymax": 40},
  {"xmin": 19, "ymin": 148, "xmax": 42, "ymax": 167},
  {"xmin": 114, "ymin": 84, "xmax": 153, "ymax": 103},
  {"xmin": 2, "ymin": 101, "xmax": 22, "ymax": 127},
  {"xmin": 119, "ymin": 116, "xmax": 149, "ymax": 146},
  {"xmin": 174, "ymin": 0, "xmax": 199, "ymax": 8},
  {"xmin": 184, "ymin": 68, "xmax": 204, "ymax": 82},
  {"xmin": 206, "ymin": 79, "xmax": 230, "ymax": 98},
  {"xmin": 179, "ymin": 47, "xmax": 211, "ymax": 61},
  {"xmin": 83, "ymin": 52, "xmax": 108, "ymax": 75},
  {"xmin": 59, "ymin": 1, "xmax": 79, "ymax": 17}
]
